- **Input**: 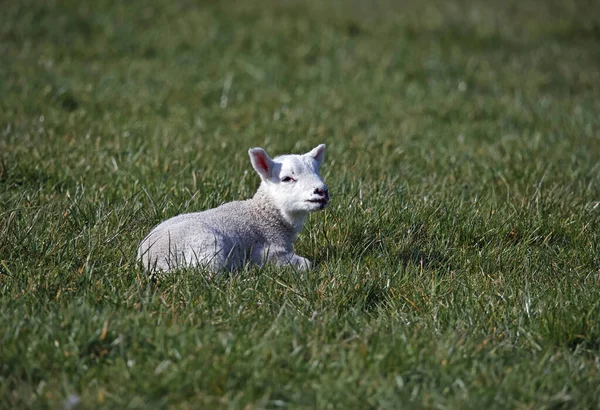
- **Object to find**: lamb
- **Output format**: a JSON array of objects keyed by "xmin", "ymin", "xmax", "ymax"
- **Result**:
[{"xmin": 137, "ymin": 144, "xmax": 329, "ymax": 273}]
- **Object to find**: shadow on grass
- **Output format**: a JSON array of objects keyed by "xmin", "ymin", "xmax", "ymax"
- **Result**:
[
  {"xmin": 393, "ymin": 246, "xmax": 453, "ymax": 273},
  {"xmin": 336, "ymin": 280, "xmax": 391, "ymax": 315},
  {"xmin": 543, "ymin": 307, "xmax": 600, "ymax": 352},
  {"xmin": 317, "ymin": 220, "xmax": 454, "ymax": 274}
]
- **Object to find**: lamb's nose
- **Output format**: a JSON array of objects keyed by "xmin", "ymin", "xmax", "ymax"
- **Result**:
[{"xmin": 314, "ymin": 187, "xmax": 329, "ymax": 199}]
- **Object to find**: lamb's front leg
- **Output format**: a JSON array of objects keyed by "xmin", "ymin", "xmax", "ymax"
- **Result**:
[
  {"xmin": 287, "ymin": 254, "xmax": 311, "ymax": 270},
  {"xmin": 257, "ymin": 247, "xmax": 311, "ymax": 270}
]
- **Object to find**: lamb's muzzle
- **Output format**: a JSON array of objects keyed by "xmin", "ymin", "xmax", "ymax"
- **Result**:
[{"xmin": 307, "ymin": 187, "xmax": 329, "ymax": 208}]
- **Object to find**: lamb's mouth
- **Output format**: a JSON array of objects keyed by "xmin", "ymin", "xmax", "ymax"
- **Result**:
[{"xmin": 307, "ymin": 199, "xmax": 328, "ymax": 206}]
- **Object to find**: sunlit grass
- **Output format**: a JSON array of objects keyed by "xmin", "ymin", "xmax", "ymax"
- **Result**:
[{"xmin": 1, "ymin": 0, "xmax": 599, "ymax": 408}]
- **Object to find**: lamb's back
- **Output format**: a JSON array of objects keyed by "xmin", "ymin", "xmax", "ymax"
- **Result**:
[{"xmin": 150, "ymin": 199, "xmax": 263, "ymax": 241}]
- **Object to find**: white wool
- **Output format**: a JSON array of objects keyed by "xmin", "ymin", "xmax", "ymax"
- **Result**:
[{"xmin": 137, "ymin": 144, "xmax": 329, "ymax": 272}]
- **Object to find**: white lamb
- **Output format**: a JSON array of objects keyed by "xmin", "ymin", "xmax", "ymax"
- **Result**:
[{"xmin": 137, "ymin": 144, "xmax": 329, "ymax": 273}]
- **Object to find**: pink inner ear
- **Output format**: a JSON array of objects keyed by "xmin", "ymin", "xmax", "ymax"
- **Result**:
[{"xmin": 256, "ymin": 154, "xmax": 269, "ymax": 173}]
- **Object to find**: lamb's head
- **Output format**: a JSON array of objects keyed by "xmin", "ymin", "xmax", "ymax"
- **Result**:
[{"xmin": 249, "ymin": 144, "xmax": 329, "ymax": 223}]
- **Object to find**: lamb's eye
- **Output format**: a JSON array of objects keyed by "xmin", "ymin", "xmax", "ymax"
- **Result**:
[{"xmin": 281, "ymin": 176, "xmax": 295, "ymax": 183}]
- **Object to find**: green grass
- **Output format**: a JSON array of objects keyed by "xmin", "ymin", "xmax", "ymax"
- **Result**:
[{"xmin": 1, "ymin": 0, "xmax": 600, "ymax": 408}]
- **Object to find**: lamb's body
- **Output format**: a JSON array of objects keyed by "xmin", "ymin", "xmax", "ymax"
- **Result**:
[
  {"xmin": 138, "ymin": 188, "xmax": 306, "ymax": 271},
  {"xmin": 137, "ymin": 144, "xmax": 328, "ymax": 273}
]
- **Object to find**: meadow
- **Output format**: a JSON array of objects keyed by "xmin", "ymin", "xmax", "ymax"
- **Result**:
[{"xmin": 1, "ymin": 0, "xmax": 600, "ymax": 408}]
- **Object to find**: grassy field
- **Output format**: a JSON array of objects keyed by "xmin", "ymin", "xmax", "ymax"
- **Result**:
[{"xmin": 1, "ymin": 0, "xmax": 600, "ymax": 408}]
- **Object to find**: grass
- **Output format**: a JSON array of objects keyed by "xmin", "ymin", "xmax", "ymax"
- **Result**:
[{"xmin": 1, "ymin": 0, "xmax": 600, "ymax": 408}]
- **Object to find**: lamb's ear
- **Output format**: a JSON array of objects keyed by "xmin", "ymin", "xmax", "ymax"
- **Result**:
[
  {"xmin": 249, "ymin": 147, "xmax": 274, "ymax": 179},
  {"xmin": 306, "ymin": 144, "xmax": 326, "ymax": 167}
]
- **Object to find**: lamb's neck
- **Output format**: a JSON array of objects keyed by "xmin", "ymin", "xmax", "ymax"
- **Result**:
[{"xmin": 252, "ymin": 185, "xmax": 307, "ymax": 238}]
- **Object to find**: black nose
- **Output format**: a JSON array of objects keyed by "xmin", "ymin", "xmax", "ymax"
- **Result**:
[{"xmin": 314, "ymin": 187, "xmax": 329, "ymax": 199}]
